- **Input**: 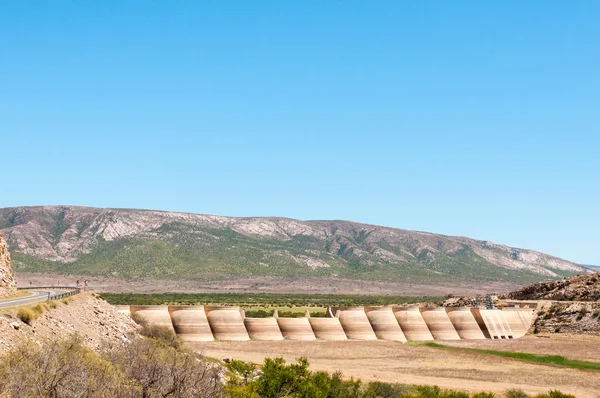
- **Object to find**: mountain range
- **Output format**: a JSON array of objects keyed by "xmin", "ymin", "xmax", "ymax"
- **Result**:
[{"xmin": 0, "ymin": 206, "xmax": 587, "ymax": 285}]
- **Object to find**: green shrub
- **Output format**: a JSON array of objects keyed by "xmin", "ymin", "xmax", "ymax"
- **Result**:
[
  {"xmin": 505, "ymin": 388, "xmax": 529, "ymax": 398},
  {"xmin": 533, "ymin": 390, "xmax": 576, "ymax": 398},
  {"xmin": 364, "ymin": 381, "xmax": 410, "ymax": 397}
]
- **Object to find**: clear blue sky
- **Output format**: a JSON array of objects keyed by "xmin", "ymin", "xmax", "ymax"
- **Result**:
[{"xmin": 1, "ymin": 1, "xmax": 598, "ymax": 265}]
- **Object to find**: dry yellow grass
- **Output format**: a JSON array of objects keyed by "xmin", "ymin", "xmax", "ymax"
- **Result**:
[{"xmin": 190, "ymin": 336, "xmax": 600, "ymax": 397}]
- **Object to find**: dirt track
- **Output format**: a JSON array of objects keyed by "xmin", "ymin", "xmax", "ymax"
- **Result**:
[{"xmin": 190, "ymin": 336, "xmax": 600, "ymax": 397}]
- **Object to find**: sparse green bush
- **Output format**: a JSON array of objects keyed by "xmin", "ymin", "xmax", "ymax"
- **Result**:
[
  {"xmin": 225, "ymin": 357, "xmax": 503, "ymax": 398},
  {"xmin": 505, "ymin": 389, "xmax": 529, "ymax": 398},
  {"xmin": 532, "ymin": 390, "xmax": 576, "ymax": 398}
]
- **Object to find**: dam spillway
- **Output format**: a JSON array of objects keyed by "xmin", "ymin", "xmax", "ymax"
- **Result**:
[
  {"xmin": 309, "ymin": 317, "xmax": 347, "ymax": 340},
  {"xmin": 420, "ymin": 308, "xmax": 460, "ymax": 340},
  {"xmin": 446, "ymin": 308, "xmax": 486, "ymax": 340},
  {"xmin": 130, "ymin": 305, "xmax": 175, "ymax": 332},
  {"xmin": 393, "ymin": 307, "xmax": 434, "ymax": 341},
  {"xmin": 365, "ymin": 306, "xmax": 407, "ymax": 342},
  {"xmin": 501, "ymin": 308, "xmax": 534, "ymax": 338},
  {"xmin": 205, "ymin": 306, "xmax": 250, "ymax": 341},
  {"xmin": 168, "ymin": 306, "xmax": 214, "ymax": 342},
  {"xmin": 119, "ymin": 305, "xmax": 535, "ymax": 342},
  {"xmin": 277, "ymin": 317, "xmax": 316, "ymax": 341},
  {"xmin": 244, "ymin": 317, "xmax": 285, "ymax": 341},
  {"xmin": 335, "ymin": 307, "xmax": 378, "ymax": 340}
]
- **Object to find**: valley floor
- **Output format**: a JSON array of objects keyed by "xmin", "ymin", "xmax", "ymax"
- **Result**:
[
  {"xmin": 16, "ymin": 272, "xmax": 520, "ymax": 296},
  {"xmin": 190, "ymin": 336, "xmax": 600, "ymax": 398}
]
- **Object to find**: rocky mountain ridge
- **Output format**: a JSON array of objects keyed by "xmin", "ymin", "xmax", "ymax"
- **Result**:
[
  {"xmin": 0, "ymin": 233, "xmax": 17, "ymax": 298},
  {"xmin": 0, "ymin": 206, "xmax": 588, "ymax": 284},
  {"xmin": 502, "ymin": 272, "xmax": 600, "ymax": 301}
]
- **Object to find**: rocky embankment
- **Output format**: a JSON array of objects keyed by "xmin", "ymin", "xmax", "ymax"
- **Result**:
[
  {"xmin": 499, "ymin": 273, "xmax": 600, "ymax": 336},
  {"xmin": 0, "ymin": 293, "xmax": 138, "ymax": 353},
  {"xmin": 533, "ymin": 301, "xmax": 600, "ymax": 336},
  {"xmin": 0, "ymin": 233, "xmax": 16, "ymax": 298},
  {"xmin": 501, "ymin": 272, "xmax": 600, "ymax": 301}
]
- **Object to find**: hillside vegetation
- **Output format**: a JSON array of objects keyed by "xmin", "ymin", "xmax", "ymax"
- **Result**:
[{"xmin": 0, "ymin": 206, "xmax": 587, "ymax": 285}]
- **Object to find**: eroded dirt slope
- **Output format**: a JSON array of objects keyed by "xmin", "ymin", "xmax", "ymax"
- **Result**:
[{"xmin": 0, "ymin": 292, "xmax": 137, "ymax": 353}]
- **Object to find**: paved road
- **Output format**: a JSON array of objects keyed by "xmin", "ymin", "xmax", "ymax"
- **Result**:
[{"xmin": 0, "ymin": 289, "xmax": 71, "ymax": 309}]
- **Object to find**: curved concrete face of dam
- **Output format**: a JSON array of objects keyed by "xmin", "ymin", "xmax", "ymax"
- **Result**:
[
  {"xmin": 335, "ymin": 307, "xmax": 378, "ymax": 340},
  {"xmin": 168, "ymin": 306, "xmax": 214, "ymax": 342},
  {"xmin": 309, "ymin": 317, "xmax": 347, "ymax": 340},
  {"xmin": 130, "ymin": 305, "xmax": 175, "ymax": 332},
  {"xmin": 420, "ymin": 308, "xmax": 460, "ymax": 340},
  {"xmin": 501, "ymin": 308, "xmax": 534, "ymax": 338},
  {"xmin": 365, "ymin": 306, "xmax": 407, "ymax": 342},
  {"xmin": 446, "ymin": 308, "xmax": 486, "ymax": 340},
  {"xmin": 119, "ymin": 305, "xmax": 536, "ymax": 342},
  {"xmin": 475, "ymin": 309, "xmax": 514, "ymax": 339},
  {"xmin": 277, "ymin": 317, "xmax": 316, "ymax": 341},
  {"xmin": 205, "ymin": 306, "xmax": 250, "ymax": 341},
  {"xmin": 394, "ymin": 307, "xmax": 434, "ymax": 341},
  {"xmin": 244, "ymin": 318, "xmax": 284, "ymax": 341}
]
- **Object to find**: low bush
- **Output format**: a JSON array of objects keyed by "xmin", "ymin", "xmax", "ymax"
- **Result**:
[
  {"xmin": 505, "ymin": 389, "xmax": 529, "ymax": 398},
  {"xmin": 16, "ymin": 308, "xmax": 36, "ymax": 325},
  {"xmin": 533, "ymin": 390, "xmax": 576, "ymax": 398}
]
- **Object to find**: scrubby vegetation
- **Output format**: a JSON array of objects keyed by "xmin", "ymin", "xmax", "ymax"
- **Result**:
[
  {"xmin": 225, "ymin": 357, "xmax": 575, "ymax": 398},
  {"xmin": 15, "ymin": 301, "xmax": 57, "ymax": 324},
  {"xmin": 0, "ymin": 322, "xmax": 223, "ymax": 397},
  {"xmin": 101, "ymin": 292, "xmax": 442, "ymax": 307},
  {"xmin": 0, "ymin": 332, "xmax": 579, "ymax": 398}
]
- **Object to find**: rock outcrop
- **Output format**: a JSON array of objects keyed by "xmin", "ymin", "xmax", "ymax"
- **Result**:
[
  {"xmin": 501, "ymin": 272, "xmax": 600, "ymax": 301},
  {"xmin": 0, "ymin": 233, "xmax": 16, "ymax": 298}
]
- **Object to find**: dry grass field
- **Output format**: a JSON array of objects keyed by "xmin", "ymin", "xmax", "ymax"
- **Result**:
[{"xmin": 191, "ymin": 335, "xmax": 600, "ymax": 397}]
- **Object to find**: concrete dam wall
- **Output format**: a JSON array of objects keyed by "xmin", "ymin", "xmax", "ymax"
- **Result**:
[{"xmin": 125, "ymin": 305, "xmax": 534, "ymax": 342}]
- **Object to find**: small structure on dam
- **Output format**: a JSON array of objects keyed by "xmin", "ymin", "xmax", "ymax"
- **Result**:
[{"xmin": 118, "ymin": 304, "xmax": 536, "ymax": 342}]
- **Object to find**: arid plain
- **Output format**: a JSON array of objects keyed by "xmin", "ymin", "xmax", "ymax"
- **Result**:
[{"xmin": 191, "ymin": 335, "xmax": 600, "ymax": 397}]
